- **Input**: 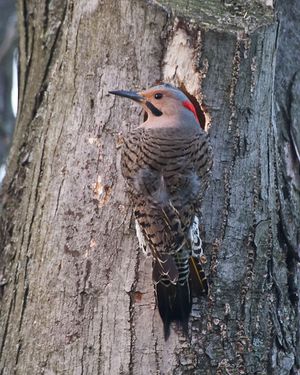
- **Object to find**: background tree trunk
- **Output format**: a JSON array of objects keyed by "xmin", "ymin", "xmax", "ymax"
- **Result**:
[
  {"xmin": 0, "ymin": 0, "xmax": 17, "ymax": 169},
  {"xmin": 0, "ymin": 0, "xmax": 299, "ymax": 374}
]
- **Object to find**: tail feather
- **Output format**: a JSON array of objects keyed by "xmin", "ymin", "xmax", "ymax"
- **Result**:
[
  {"xmin": 154, "ymin": 256, "xmax": 208, "ymax": 339},
  {"xmin": 155, "ymin": 281, "xmax": 192, "ymax": 340},
  {"xmin": 189, "ymin": 256, "xmax": 208, "ymax": 296},
  {"xmin": 152, "ymin": 254, "xmax": 179, "ymax": 285}
]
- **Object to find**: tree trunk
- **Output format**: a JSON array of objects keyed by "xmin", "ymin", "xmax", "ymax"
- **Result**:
[
  {"xmin": 0, "ymin": 1, "xmax": 299, "ymax": 374},
  {"xmin": 0, "ymin": 0, "xmax": 17, "ymax": 167}
]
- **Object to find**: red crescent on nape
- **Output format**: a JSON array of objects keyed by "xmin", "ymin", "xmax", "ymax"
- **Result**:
[{"xmin": 182, "ymin": 100, "xmax": 200, "ymax": 125}]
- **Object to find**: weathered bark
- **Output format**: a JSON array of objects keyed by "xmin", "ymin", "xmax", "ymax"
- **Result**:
[{"xmin": 0, "ymin": 0, "xmax": 298, "ymax": 374}]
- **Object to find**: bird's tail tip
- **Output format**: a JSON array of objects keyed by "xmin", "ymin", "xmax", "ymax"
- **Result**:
[
  {"xmin": 163, "ymin": 316, "xmax": 189, "ymax": 341},
  {"xmin": 155, "ymin": 281, "xmax": 192, "ymax": 341}
]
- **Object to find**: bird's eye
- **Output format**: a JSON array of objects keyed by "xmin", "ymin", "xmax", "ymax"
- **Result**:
[{"xmin": 154, "ymin": 93, "xmax": 163, "ymax": 99}]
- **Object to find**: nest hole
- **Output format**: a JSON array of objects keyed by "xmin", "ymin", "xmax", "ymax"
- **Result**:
[{"xmin": 179, "ymin": 83, "xmax": 207, "ymax": 130}]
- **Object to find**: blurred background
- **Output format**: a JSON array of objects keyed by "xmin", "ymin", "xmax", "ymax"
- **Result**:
[{"xmin": 0, "ymin": 0, "xmax": 17, "ymax": 183}]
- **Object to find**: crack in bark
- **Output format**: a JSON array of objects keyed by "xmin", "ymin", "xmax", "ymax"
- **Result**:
[
  {"xmin": 54, "ymin": 178, "xmax": 65, "ymax": 216},
  {"xmin": 32, "ymin": 2, "xmax": 68, "ymax": 121},
  {"xmin": 18, "ymin": 256, "xmax": 29, "ymax": 332},
  {"xmin": 14, "ymin": 340, "xmax": 22, "ymax": 369},
  {"xmin": 42, "ymin": 0, "xmax": 50, "ymax": 34},
  {"xmin": 19, "ymin": 23, "xmax": 34, "ymax": 116},
  {"xmin": 128, "ymin": 249, "xmax": 140, "ymax": 374},
  {"xmin": 217, "ymin": 38, "xmax": 243, "ymax": 245},
  {"xmin": 241, "ymin": 227, "xmax": 256, "ymax": 304},
  {"xmin": 96, "ymin": 307, "xmax": 104, "ymax": 375}
]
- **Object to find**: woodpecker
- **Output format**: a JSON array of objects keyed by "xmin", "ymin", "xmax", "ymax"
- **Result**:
[{"xmin": 109, "ymin": 83, "xmax": 213, "ymax": 339}]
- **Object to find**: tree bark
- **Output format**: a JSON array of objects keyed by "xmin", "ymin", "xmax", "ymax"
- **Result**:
[{"xmin": 0, "ymin": 1, "xmax": 298, "ymax": 374}]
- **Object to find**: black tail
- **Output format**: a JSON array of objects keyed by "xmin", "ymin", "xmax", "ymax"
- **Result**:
[
  {"xmin": 155, "ymin": 281, "xmax": 192, "ymax": 340},
  {"xmin": 155, "ymin": 256, "xmax": 208, "ymax": 340}
]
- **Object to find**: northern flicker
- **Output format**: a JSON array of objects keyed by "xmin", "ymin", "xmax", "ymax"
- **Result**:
[{"xmin": 109, "ymin": 83, "xmax": 213, "ymax": 339}]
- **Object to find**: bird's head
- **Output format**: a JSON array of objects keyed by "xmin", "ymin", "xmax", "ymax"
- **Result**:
[{"xmin": 109, "ymin": 83, "xmax": 200, "ymax": 128}]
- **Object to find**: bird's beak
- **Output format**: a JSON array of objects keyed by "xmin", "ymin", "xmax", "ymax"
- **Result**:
[{"xmin": 109, "ymin": 90, "xmax": 145, "ymax": 103}]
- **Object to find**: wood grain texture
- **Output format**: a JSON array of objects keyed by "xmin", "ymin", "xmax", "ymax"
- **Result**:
[{"xmin": 0, "ymin": 0, "xmax": 298, "ymax": 374}]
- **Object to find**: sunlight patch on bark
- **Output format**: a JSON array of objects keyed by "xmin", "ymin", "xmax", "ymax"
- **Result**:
[{"xmin": 163, "ymin": 27, "xmax": 200, "ymax": 96}]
